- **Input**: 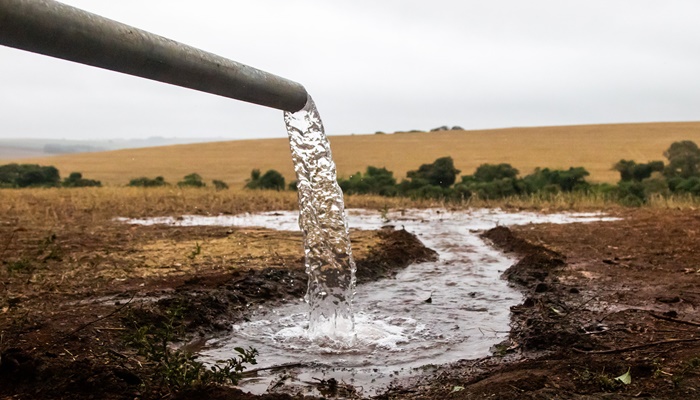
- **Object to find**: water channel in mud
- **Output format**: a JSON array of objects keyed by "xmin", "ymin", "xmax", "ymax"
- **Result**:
[{"xmin": 122, "ymin": 208, "xmax": 619, "ymax": 396}]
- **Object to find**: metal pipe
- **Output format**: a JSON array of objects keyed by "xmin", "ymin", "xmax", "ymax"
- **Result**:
[{"xmin": 0, "ymin": 0, "xmax": 308, "ymax": 112}]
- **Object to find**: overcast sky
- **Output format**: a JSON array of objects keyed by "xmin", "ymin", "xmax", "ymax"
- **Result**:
[{"xmin": 1, "ymin": 0, "xmax": 700, "ymax": 141}]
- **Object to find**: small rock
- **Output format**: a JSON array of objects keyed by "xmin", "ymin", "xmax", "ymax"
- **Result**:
[
  {"xmin": 534, "ymin": 283, "xmax": 549, "ymax": 293},
  {"xmin": 656, "ymin": 296, "xmax": 681, "ymax": 304},
  {"xmin": 663, "ymin": 310, "xmax": 679, "ymax": 318}
]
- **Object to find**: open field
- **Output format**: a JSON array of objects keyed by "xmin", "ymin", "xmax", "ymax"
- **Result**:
[
  {"xmin": 8, "ymin": 121, "xmax": 700, "ymax": 187},
  {"xmin": 2, "ymin": 187, "xmax": 700, "ymax": 398}
]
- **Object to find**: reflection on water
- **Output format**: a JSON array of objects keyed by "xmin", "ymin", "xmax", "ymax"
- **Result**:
[{"xmin": 121, "ymin": 208, "xmax": 620, "ymax": 396}]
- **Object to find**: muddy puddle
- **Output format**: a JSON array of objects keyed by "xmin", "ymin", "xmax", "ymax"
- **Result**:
[{"xmin": 121, "ymin": 209, "xmax": 619, "ymax": 397}]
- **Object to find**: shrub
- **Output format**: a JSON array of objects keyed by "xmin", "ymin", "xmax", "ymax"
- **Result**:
[
  {"xmin": 471, "ymin": 163, "xmax": 519, "ymax": 183},
  {"xmin": 178, "ymin": 173, "xmax": 206, "ymax": 188},
  {"xmin": 466, "ymin": 178, "xmax": 522, "ymax": 199},
  {"xmin": 671, "ymin": 176, "xmax": 700, "ymax": 195},
  {"xmin": 338, "ymin": 166, "xmax": 397, "ymax": 195},
  {"xmin": 406, "ymin": 156, "xmax": 460, "ymax": 188},
  {"xmin": 615, "ymin": 181, "xmax": 647, "ymax": 206},
  {"xmin": 245, "ymin": 169, "xmax": 285, "ymax": 191},
  {"xmin": 212, "ymin": 179, "xmax": 229, "ymax": 191},
  {"xmin": 614, "ymin": 160, "xmax": 664, "ymax": 182},
  {"xmin": 62, "ymin": 172, "xmax": 102, "ymax": 188},
  {"xmin": 0, "ymin": 163, "xmax": 60, "ymax": 188},
  {"xmin": 408, "ymin": 184, "xmax": 450, "ymax": 200},
  {"xmin": 522, "ymin": 167, "xmax": 590, "ymax": 193},
  {"xmin": 128, "ymin": 176, "xmax": 168, "ymax": 187}
]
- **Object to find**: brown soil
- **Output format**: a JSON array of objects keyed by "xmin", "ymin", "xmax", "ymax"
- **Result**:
[
  {"xmin": 3, "ymin": 207, "xmax": 700, "ymax": 399},
  {"xmin": 384, "ymin": 208, "xmax": 700, "ymax": 399},
  {"xmin": 0, "ymin": 214, "xmax": 435, "ymax": 400}
]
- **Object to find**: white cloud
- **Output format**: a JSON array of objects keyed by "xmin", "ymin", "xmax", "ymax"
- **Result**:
[{"xmin": 1, "ymin": 0, "xmax": 699, "ymax": 140}]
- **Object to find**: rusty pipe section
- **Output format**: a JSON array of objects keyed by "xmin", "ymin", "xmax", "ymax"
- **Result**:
[{"xmin": 0, "ymin": 0, "xmax": 308, "ymax": 112}]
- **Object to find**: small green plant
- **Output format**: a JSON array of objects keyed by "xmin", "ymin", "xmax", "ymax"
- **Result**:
[
  {"xmin": 187, "ymin": 242, "xmax": 202, "ymax": 260},
  {"xmin": 379, "ymin": 204, "xmax": 390, "ymax": 223},
  {"xmin": 672, "ymin": 357, "xmax": 700, "ymax": 388},
  {"xmin": 124, "ymin": 305, "xmax": 257, "ymax": 391},
  {"xmin": 6, "ymin": 259, "xmax": 34, "ymax": 274},
  {"xmin": 38, "ymin": 232, "xmax": 62, "ymax": 262},
  {"xmin": 491, "ymin": 342, "xmax": 510, "ymax": 357},
  {"xmin": 576, "ymin": 367, "xmax": 627, "ymax": 392}
]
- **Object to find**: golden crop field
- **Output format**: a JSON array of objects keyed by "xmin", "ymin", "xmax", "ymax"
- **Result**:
[{"xmin": 10, "ymin": 121, "xmax": 700, "ymax": 187}]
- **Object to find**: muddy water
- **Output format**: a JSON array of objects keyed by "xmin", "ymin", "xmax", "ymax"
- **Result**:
[{"xmin": 123, "ymin": 208, "xmax": 619, "ymax": 396}]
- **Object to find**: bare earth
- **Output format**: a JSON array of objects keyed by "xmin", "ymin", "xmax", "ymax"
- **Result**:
[{"xmin": 2, "ymin": 207, "xmax": 700, "ymax": 399}]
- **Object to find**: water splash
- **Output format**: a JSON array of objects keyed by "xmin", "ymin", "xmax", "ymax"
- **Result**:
[{"xmin": 284, "ymin": 96, "xmax": 356, "ymax": 343}]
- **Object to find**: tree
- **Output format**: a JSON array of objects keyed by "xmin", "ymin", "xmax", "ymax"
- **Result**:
[
  {"xmin": 0, "ymin": 163, "xmax": 60, "ymax": 188},
  {"xmin": 613, "ymin": 160, "xmax": 636, "ymax": 182},
  {"xmin": 663, "ymin": 140, "xmax": 700, "ymax": 178},
  {"xmin": 406, "ymin": 156, "xmax": 460, "ymax": 188}
]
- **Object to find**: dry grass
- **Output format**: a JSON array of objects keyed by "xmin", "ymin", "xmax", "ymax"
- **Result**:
[
  {"xmin": 10, "ymin": 122, "xmax": 700, "ymax": 187},
  {"xmin": 1, "ymin": 186, "xmax": 698, "ymax": 232},
  {"xmin": 0, "ymin": 187, "xmax": 432, "ymax": 230},
  {"xmin": 2, "ymin": 186, "xmax": 699, "ymax": 300},
  {"xmin": 0, "ymin": 187, "xmax": 401, "ymax": 302}
]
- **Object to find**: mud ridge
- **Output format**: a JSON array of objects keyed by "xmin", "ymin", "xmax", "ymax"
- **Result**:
[{"xmin": 482, "ymin": 225, "xmax": 589, "ymax": 351}]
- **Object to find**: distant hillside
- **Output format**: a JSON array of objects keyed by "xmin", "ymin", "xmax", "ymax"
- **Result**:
[
  {"xmin": 14, "ymin": 122, "xmax": 700, "ymax": 187},
  {"xmin": 0, "ymin": 145, "xmax": 48, "ymax": 160},
  {"xmin": 0, "ymin": 136, "xmax": 224, "ymax": 159}
]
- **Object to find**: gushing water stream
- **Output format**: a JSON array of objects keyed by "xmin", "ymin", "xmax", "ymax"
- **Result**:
[
  {"xmin": 283, "ymin": 96, "xmax": 356, "ymax": 342},
  {"xmin": 117, "ymin": 95, "xmax": 621, "ymax": 396}
]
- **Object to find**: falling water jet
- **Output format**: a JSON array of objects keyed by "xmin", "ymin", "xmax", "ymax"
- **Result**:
[{"xmin": 284, "ymin": 96, "xmax": 357, "ymax": 344}]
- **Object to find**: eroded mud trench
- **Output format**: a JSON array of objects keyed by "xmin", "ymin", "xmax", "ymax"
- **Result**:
[
  {"xmin": 2, "ymin": 208, "xmax": 700, "ymax": 399},
  {"xmin": 128, "ymin": 210, "xmax": 614, "ymax": 397}
]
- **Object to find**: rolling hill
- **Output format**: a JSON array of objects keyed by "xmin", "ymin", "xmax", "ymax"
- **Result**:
[{"xmin": 9, "ymin": 121, "xmax": 700, "ymax": 187}]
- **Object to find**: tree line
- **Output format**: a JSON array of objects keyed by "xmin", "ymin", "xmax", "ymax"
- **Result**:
[
  {"xmin": 4, "ymin": 140, "xmax": 700, "ymax": 206},
  {"xmin": 330, "ymin": 139, "xmax": 700, "ymax": 205},
  {"xmin": 0, "ymin": 164, "xmax": 101, "ymax": 188}
]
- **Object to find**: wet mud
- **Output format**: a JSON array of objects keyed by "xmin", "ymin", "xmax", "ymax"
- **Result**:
[
  {"xmin": 3, "ymin": 208, "xmax": 700, "ymax": 399},
  {"xmin": 0, "ymin": 223, "xmax": 434, "ymax": 400},
  {"xmin": 385, "ymin": 208, "xmax": 700, "ymax": 399}
]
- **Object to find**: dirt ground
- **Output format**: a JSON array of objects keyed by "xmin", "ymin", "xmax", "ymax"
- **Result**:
[
  {"xmin": 2, "ymin": 206, "xmax": 700, "ymax": 399},
  {"xmin": 0, "ymin": 208, "xmax": 436, "ymax": 400},
  {"xmin": 385, "ymin": 208, "xmax": 700, "ymax": 399}
]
